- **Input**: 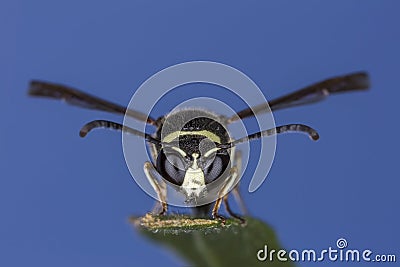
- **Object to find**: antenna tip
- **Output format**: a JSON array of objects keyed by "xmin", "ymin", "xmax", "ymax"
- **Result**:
[
  {"xmin": 79, "ymin": 130, "xmax": 87, "ymax": 138},
  {"xmin": 311, "ymin": 132, "xmax": 320, "ymax": 141}
]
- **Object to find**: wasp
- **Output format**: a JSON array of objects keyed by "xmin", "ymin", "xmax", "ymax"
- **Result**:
[{"xmin": 28, "ymin": 71, "xmax": 369, "ymax": 224}]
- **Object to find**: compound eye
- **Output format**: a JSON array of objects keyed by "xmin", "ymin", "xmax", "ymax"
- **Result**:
[
  {"xmin": 156, "ymin": 150, "xmax": 186, "ymax": 186},
  {"xmin": 203, "ymin": 154, "xmax": 230, "ymax": 184}
]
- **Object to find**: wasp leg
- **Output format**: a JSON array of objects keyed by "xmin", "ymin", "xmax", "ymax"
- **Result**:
[
  {"xmin": 144, "ymin": 162, "xmax": 167, "ymax": 216},
  {"xmin": 231, "ymin": 186, "xmax": 248, "ymax": 214},
  {"xmin": 231, "ymin": 150, "xmax": 248, "ymax": 215},
  {"xmin": 212, "ymin": 166, "xmax": 240, "ymax": 224},
  {"xmin": 223, "ymin": 195, "xmax": 246, "ymax": 225},
  {"xmin": 221, "ymin": 165, "xmax": 246, "ymax": 225},
  {"xmin": 211, "ymin": 197, "xmax": 226, "ymax": 224}
]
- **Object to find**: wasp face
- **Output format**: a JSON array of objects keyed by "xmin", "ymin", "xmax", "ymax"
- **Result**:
[{"xmin": 156, "ymin": 134, "xmax": 231, "ymax": 202}]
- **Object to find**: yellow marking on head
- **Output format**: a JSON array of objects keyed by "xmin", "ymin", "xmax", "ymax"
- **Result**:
[
  {"xmin": 171, "ymin": 146, "xmax": 187, "ymax": 157},
  {"xmin": 162, "ymin": 130, "xmax": 221, "ymax": 144},
  {"xmin": 191, "ymin": 153, "xmax": 199, "ymax": 169},
  {"xmin": 203, "ymin": 147, "xmax": 221, "ymax": 158}
]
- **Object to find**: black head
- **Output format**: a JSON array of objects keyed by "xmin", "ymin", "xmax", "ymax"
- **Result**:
[{"xmin": 155, "ymin": 115, "xmax": 232, "ymax": 199}]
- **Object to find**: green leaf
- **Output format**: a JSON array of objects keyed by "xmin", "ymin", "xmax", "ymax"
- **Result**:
[{"xmin": 131, "ymin": 214, "xmax": 295, "ymax": 267}]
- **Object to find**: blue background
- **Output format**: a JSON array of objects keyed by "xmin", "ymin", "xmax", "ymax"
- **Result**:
[{"xmin": 1, "ymin": 1, "xmax": 399, "ymax": 266}]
